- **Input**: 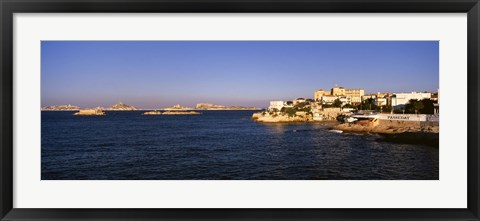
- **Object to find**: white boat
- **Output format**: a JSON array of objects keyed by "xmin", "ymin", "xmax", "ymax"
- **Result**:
[
  {"xmin": 329, "ymin": 129, "xmax": 343, "ymax": 133},
  {"xmin": 350, "ymin": 111, "xmax": 379, "ymax": 120},
  {"xmin": 345, "ymin": 117, "xmax": 358, "ymax": 123}
]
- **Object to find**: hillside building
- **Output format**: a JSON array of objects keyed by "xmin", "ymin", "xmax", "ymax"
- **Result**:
[{"xmin": 391, "ymin": 92, "xmax": 432, "ymax": 109}]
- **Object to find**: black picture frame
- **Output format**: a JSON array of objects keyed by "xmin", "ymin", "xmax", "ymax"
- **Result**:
[{"xmin": 1, "ymin": 0, "xmax": 479, "ymax": 220}]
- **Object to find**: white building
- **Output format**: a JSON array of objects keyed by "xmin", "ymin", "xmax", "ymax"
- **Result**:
[
  {"xmin": 350, "ymin": 96, "xmax": 362, "ymax": 104},
  {"xmin": 361, "ymin": 94, "xmax": 377, "ymax": 102},
  {"xmin": 321, "ymin": 95, "xmax": 338, "ymax": 104},
  {"xmin": 293, "ymin": 98, "xmax": 306, "ymax": 105},
  {"xmin": 268, "ymin": 101, "xmax": 285, "ymax": 111},
  {"xmin": 338, "ymin": 96, "xmax": 350, "ymax": 105},
  {"xmin": 391, "ymin": 92, "xmax": 431, "ymax": 109},
  {"xmin": 375, "ymin": 97, "xmax": 388, "ymax": 106},
  {"xmin": 284, "ymin": 101, "xmax": 294, "ymax": 108}
]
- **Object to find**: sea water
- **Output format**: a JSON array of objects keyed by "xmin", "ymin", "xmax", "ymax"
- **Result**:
[{"xmin": 41, "ymin": 110, "xmax": 439, "ymax": 180}]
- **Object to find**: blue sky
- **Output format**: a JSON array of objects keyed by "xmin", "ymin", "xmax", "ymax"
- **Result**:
[{"xmin": 41, "ymin": 41, "xmax": 439, "ymax": 109}]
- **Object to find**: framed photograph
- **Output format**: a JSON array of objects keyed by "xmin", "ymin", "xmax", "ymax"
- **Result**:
[{"xmin": 1, "ymin": 0, "xmax": 479, "ymax": 220}]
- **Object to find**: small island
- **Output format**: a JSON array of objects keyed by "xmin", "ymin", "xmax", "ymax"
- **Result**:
[
  {"xmin": 41, "ymin": 104, "xmax": 80, "ymax": 111},
  {"xmin": 162, "ymin": 104, "xmax": 194, "ymax": 111},
  {"xmin": 163, "ymin": 111, "xmax": 201, "ymax": 115},
  {"xmin": 143, "ymin": 110, "xmax": 163, "ymax": 115},
  {"xmin": 42, "ymin": 102, "xmax": 138, "ymax": 111},
  {"xmin": 42, "ymin": 102, "xmax": 261, "ymax": 112},
  {"xmin": 105, "ymin": 102, "xmax": 138, "ymax": 111},
  {"xmin": 73, "ymin": 108, "xmax": 105, "ymax": 116},
  {"xmin": 195, "ymin": 103, "xmax": 261, "ymax": 110},
  {"xmin": 143, "ymin": 110, "xmax": 201, "ymax": 115}
]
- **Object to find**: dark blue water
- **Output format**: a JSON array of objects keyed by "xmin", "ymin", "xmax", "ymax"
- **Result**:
[{"xmin": 41, "ymin": 111, "xmax": 439, "ymax": 180}]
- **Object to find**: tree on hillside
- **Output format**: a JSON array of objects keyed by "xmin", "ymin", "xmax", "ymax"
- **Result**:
[
  {"xmin": 333, "ymin": 98, "xmax": 342, "ymax": 108},
  {"xmin": 343, "ymin": 103, "xmax": 355, "ymax": 109},
  {"xmin": 419, "ymin": 98, "xmax": 435, "ymax": 114},
  {"xmin": 281, "ymin": 107, "xmax": 296, "ymax": 117},
  {"xmin": 359, "ymin": 98, "xmax": 377, "ymax": 110},
  {"xmin": 294, "ymin": 102, "xmax": 307, "ymax": 109},
  {"xmin": 379, "ymin": 105, "xmax": 392, "ymax": 113},
  {"xmin": 405, "ymin": 99, "xmax": 424, "ymax": 114}
]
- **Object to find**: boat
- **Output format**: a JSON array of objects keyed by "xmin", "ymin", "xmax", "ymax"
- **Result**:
[
  {"xmin": 329, "ymin": 129, "xmax": 343, "ymax": 133},
  {"xmin": 350, "ymin": 111, "xmax": 379, "ymax": 120},
  {"xmin": 345, "ymin": 117, "xmax": 358, "ymax": 123}
]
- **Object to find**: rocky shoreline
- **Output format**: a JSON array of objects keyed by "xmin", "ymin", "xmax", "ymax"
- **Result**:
[
  {"xmin": 251, "ymin": 108, "xmax": 342, "ymax": 123},
  {"xmin": 251, "ymin": 112, "xmax": 315, "ymax": 123},
  {"xmin": 332, "ymin": 122, "xmax": 439, "ymax": 134},
  {"xmin": 332, "ymin": 121, "xmax": 439, "ymax": 147}
]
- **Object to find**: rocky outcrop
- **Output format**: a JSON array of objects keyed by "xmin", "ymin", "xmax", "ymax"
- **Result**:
[
  {"xmin": 74, "ymin": 108, "xmax": 105, "ymax": 116},
  {"xmin": 226, "ymin": 106, "xmax": 263, "ymax": 110},
  {"xmin": 163, "ymin": 104, "xmax": 194, "ymax": 111},
  {"xmin": 143, "ymin": 110, "xmax": 201, "ymax": 115},
  {"xmin": 195, "ymin": 103, "xmax": 261, "ymax": 110},
  {"xmin": 107, "ymin": 102, "xmax": 138, "ymax": 111},
  {"xmin": 41, "ymin": 104, "xmax": 80, "ymax": 111},
  {"xmin": 333, "ymin": 120, "xmax": 439, "ymax": 134},
  {"xmin": 318, "ymin": 108, "xmax": 342, "ymax": 120},
  {"xmin": 143, "ymin": 111, "xmax": 162, "ymax": 115},
  {"xmin": 252, "ymin": 107, "xmax": 342, "ymax": 123},
  {"xmin": 162, "ymin": 111, "xmax": 201, "ymax": 115},
  {"xmin": 332, "ymin": 120, "xmax": 439, "ymax": 147},
  {"xmin": 252, "ymin": 112, "xmax": 315, "ymax": 123},
  {"xmin": 196, "ymin": 103, "xmax": 226, "ymax": 109}
]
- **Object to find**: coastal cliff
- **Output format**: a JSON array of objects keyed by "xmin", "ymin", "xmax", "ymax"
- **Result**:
[
  {"xmin": 252, "ymin": 108, "xmax": 342, "ymax": 123},
  {"xmin": 252, "ymin": 112, "xmax": 314, "ymax": 123}
]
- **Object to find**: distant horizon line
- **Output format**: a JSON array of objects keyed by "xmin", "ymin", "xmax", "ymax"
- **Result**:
[
  {"xmin": 41, "ymin": 102, "xmax": 267, "ymax": 109},
  {"xmin": 42, "ymin": 88, "xmax": 439, "ymax": 109}
]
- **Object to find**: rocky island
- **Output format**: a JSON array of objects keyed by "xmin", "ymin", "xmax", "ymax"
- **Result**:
[
  {"xmin": 162, "ymin": 104, "xmax": 195, "ymax": 111},
  {"xmin": 41, "ymin": 104, "xmax": 80, "ymax": 111},
  {"xmin": 42, "ymin": 102, "xmax": 138, "ymax": 111},
  {"xmin": 332, "ymin": 119, "xmax": 439, "ymax": 147},
  {"xmin": 143, "ymin": 110, "xmax": 201, "ymax": 115},
  {"xmin": 105, "ymin": 102, "xmax": 138, "ymax": 111},
  {"xmin": 143, "ymin": 110, "xmax": 163, "ymax": 115},
  {"xmin": 332, "ymin": 120, "xmax": 439, "ymax": 134},
  {"xmin": 163, "ymin": 111, "xmax": 201, "ymax": 115},
  {"xmin": 73, "ymin": 108, "xmax": 105, "ymax": 116},
  {"xmin": 195, "ymin": 103, "xmax": 261, "ymax": 110},
  {"xmin": 43, "ymin": 102, "xmax": 261, "ymax": 112}
]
